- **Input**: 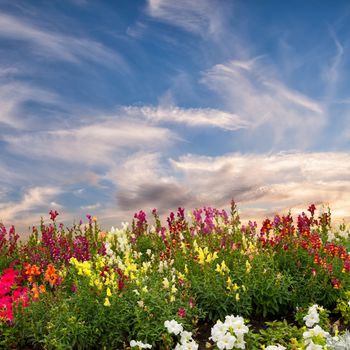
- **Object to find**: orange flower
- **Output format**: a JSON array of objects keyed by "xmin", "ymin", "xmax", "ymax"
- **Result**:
[
  {"xmin": 44, "ymin": 264, "xmax": 59, "ymax": 287},
  {"xmin": 24, "ymin": 263, "xmax": 41, "ymax": 283}
]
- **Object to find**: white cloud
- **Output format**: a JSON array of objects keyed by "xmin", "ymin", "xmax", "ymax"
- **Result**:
[
  {"xmin": 0, "ymin": 67, "xmax": 20, "ymax": 77},
  {"xmin": 0, "ymin": 13, "xmax": 126, "ymax": 67},
  {"xmin": 0, "ymin": 82, "xmax": 58, "ymax": 128},
  {"xmin": 169, "ymin": 152, "xmax": 350, "ymax": 221},
  {"xmin": 80, "ymin": 202, "xmax": 101, "ymax": 211},
  {"xmin": 4, "ymin": 119, "xmax": 175, "ymax": 165},
  {"xmin": 0, "ymin": 186, "xmax": 62, "ymax": 223},
  {"xmin": 124, "ymin": 105, "xmax": 249, "ymax": 131},
  {"xmin": 201, "ymin": 59, "xmax": 326, "ymax": 147},
  {"xmin": 146, "ymin": 0, "xmax": 226, "ymax": 37}
]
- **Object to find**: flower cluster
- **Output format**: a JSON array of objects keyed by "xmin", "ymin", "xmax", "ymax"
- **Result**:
[
  {"xmin": 164, "ymin": 319, "xmax": 198, "ymax": 350},
  {"xmin": 302, "ymin": 305, "xmax": 330, "ymax": 349},
  {"xmin": 210, "ymin": 315, "xmax": 249, "ymax": 349},
  {"xmin": 0, "ymin": 268, "xmax": 28, "ymax": 322}
]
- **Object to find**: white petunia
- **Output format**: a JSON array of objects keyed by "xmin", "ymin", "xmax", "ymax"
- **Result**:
[
  {"xmin": 303, "ymin": 325, "xmax": 329, "ymax": 344},
  {"xmin": 265, "ymin": 345, "xmax": 286, "ymax": 350},
  {"xmin": 210, "ymin": 320, "xmax": 229, "ymax": 342},
  {"xmin": 303, "ymin": 310, "xmax": 320, "ymax": 328},
  {"xmin": 180, "ymin": 330, "xmax": 193, "ymax": 344},
  {"xmin": 305, "ymin": 340, "xmax": 323, "ymax": 350},
  {"xmin": 164, "ymin": 319, "xmax": 183, "ymax": 335},
  {"xmin": 234, "ymin": 334, "xmax": 246, "ymax": 349},
  {"xmin": 216, "ymin": 333, "xmax": 237, "ymax": 350},
  {"xmin": 130, "ymin": 340, "xmax": 152, "ymax": 349}
]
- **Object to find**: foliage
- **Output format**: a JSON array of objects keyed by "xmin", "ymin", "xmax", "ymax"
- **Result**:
[{"xmin": 0, "ymin": 203, "xmax": 350, "ymax": 348}]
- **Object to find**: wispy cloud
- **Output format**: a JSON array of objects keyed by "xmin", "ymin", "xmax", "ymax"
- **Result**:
[
  {"xmin": 123, "ymin": 105, "xmax": 249, "ymax": 131},
  {"xmin": 146, "ymin": 0, "xmax": 227, "ymax": 37},
  {"xmin": 0, "ymin": 82, "xmax": 58, "ymax": 129},
  {"xmin": 0, "ymin": 13, "xmax": 126, "ymax": 68},
  {"xmin": 325, "ymin": 28, "xmax": 344, "ymax": 86},
  {"xmin": 0, "ymin": 186, "xmax": 62, "ymax": 223},
  {"xmin": 202, "ymin": 59, "xmax": 326, "ymax": 148},
  {"xmin": 4, "ymin": 119, "xmax": 175, "ymax": 165}
]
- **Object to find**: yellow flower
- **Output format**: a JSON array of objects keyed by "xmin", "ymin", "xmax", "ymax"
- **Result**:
[
  {"xmin": 235, "ymin": 293, "xmax": 240, "ymax": 301},
  {"xmin": 245, "ymin": 260, "xmax": 252, "ymax": 273},
  {"xmin": 177, "ymin": 272, "xmax": 186, "ymax": 280},
  {"xmin": 197, "ymin": 247, "xmax": 206, "ymax": 265},
  {"xmin": 162, "ymin": 277, "xmax": 170, "ymax": 289},
  {"xmin": 104, "ymin": 297, "xmax": 111, "ymax": 307},
  {"xmin": 106, "ymin": 287, "xmax": 112, "ymax": 297}
]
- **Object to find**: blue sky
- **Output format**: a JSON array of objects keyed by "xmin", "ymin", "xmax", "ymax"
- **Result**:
[{"xmin": 1, "ymin": 0, "xmax": 350, "ymax": 232}]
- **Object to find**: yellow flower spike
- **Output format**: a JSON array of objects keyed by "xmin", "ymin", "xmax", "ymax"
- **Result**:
[
  {"xmin": 206, "ymin": 253, "xmax": 212, "ymax": 263},
  {"xmin": 212, "ymin": 251, "xmax": 218, "ymax": 260},
  {"xmin": 215, "ymin": 264, "xmax": 221, "ymax": 273},
  {"xmin": 245, "ymin": 260, "xmax": 252, "ymax": 273},
  {"xmin": 198, "ymin": 248, "xmax": 206, "ymax": 265},
  {"xmin": 170, "ymin": 295, "xmax": 175, "ymax": 302},
  {"xmin": 142, "ymin": 286, "xmax": 148, "ymax": 293},
  {"xmin": 232, "ymin": 283, "xmax": 239, "ymax": 292},
  {"xmin": 171, "ymin": 285, "xmax": 177, "ymax": 293},
  {"xmin": 184, "ymin": 264, "xmax": 189, "ymax": 274},
  {"xmin": 235, "ymin": 293, "xmax": 240, "ymax": 301},
  {"xmin": 129, "ymin": 272, "xmax": 136, "ymax": 280},
  {"xmin": 104, "ymin": 297, "xmax": 111, "ymax": 307},
  {"xmin": 106, "ymin": 287, "xmax": 112, "ymax": 297},
  {"xmin": 177, "ymin": 272, "xmax": 185, "ymax": 280},
  {"xmin": 162, "ymin": 277, "xmax": 170, "ymax": 289}
]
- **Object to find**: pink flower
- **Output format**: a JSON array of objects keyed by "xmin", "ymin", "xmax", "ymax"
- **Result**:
[{"xmin": 49, "ymin": 210, "xmax": 59, "ymax": 221}]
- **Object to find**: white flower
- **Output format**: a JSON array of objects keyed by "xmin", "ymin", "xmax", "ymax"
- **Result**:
[
  {"xmin": 305, "ymin": 340, "xmax": 323, "ymax": 350},
  {"xmin": 225, "ymin": 316, "xmax": 249, "ymax": 336},
  {"xmin": 210, "ymin": 320, "xmax": 229, "ymax": 342},
  {"xmin": 164, "ymin": 319, "xmax": 183, "ymax": 335},
  {"xmin": 303, "ymin": 325, "xmax": 329, "ymax": 344},
  {"xmin": 265, "ymin": 345, "xmax": 286, "ymax": 350},
  {"xmin": 303, "ymin": 310, "xmax": 320, "ymax": 328},
  {"xmin": 217, "ymin": 333, "xmax": 237, "ymax": 350},
  {"xmin": 180, "ymin": 331, "xmax": 193, "ymax": 344},
  {"xmin": 234, "ymin": 334, "xmax": 246, "ymax": 349},
  {"xmin": 130, "ymin": 340, "xmax": 152, "ymax": 349},
  {"xmin": 176, "ymin": 340, "xmax": 198, "ymax": 350}
]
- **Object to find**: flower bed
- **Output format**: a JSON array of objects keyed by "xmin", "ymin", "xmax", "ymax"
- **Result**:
[{"xmin": 1, "ymin": 202, "xmax": 350, "ymax": 349}]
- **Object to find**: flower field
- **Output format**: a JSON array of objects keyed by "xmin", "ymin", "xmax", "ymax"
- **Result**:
[{"xmin": 2, "ymin": 202, "xmax": 350, "ymax": 349}]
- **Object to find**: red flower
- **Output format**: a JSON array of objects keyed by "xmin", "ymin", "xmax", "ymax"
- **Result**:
[
  {"xmin": 177, "ymin": 307, "xmax": 186, "ymax": 318},
  {"xmin": 308, "ymin": 204, "xmax": 316, "ymax": 216}
]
